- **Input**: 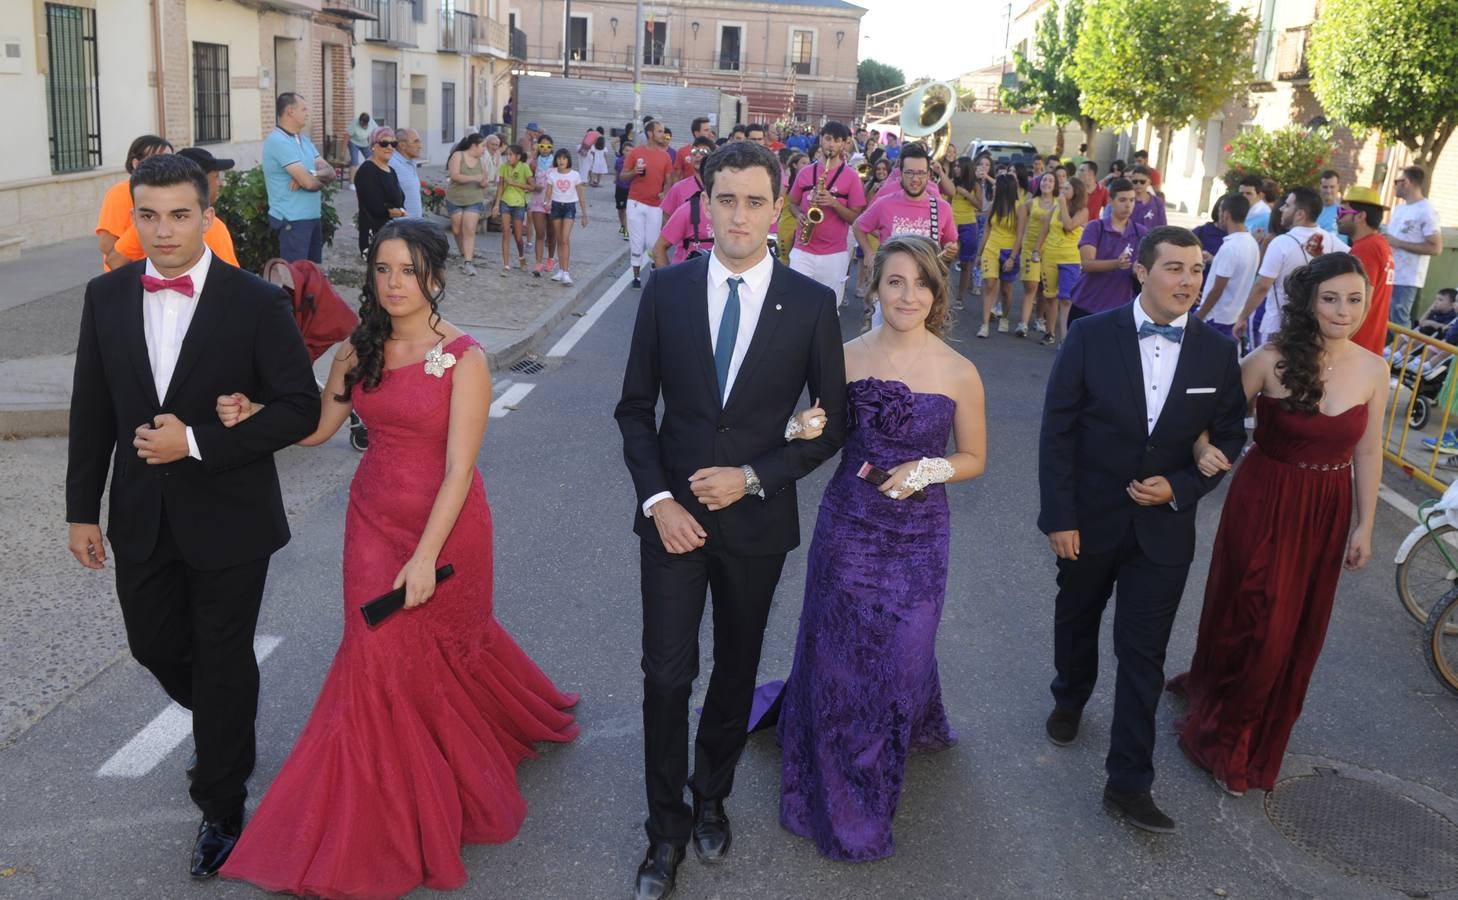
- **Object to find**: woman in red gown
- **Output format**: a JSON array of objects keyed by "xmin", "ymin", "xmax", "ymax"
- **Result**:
[
  {"xmin": 1169, "ymin": 252, "xmax": 1387, "ymax": 797},
  {"xmin": 217, "ymin": 220, "xmax": 578, "ymax": 898}
]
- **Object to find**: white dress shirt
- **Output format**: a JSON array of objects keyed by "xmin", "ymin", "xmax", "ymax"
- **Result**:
[
  {"xmin": 1131, "ymin": 296, "xmax": 1185, "ymax": 435},
  {"xmin": 642, "ymin": 248, "xmax": 777, "ymax": 517},
  {"xmin": 143, "ymin": 248, "xmax": 211, "ymax": 460}
]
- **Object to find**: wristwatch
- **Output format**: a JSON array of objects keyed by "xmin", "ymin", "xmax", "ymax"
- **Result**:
[{"xmin": 741, "ymin": 465, "xmax": 763, "ymax": 498}]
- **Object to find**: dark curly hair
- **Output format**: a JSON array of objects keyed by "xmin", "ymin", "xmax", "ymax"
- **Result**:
[
  {"xmin": 338, "ymin": 219, "xmax": 448, "ymax": 400},
  {"xmin": 1270, "ymin": 252, "xmax": 1370, "ymax": 414}
]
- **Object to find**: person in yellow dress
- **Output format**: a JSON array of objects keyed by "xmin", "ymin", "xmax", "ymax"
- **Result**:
[{"xmin": 1017, "ymin": 172, "xmax": 1057, "ymax": 336}]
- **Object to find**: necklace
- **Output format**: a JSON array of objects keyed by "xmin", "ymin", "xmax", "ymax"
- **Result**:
[{"xmin": 868, "ymin": 327, "xmax": 928, "ymax": 385}]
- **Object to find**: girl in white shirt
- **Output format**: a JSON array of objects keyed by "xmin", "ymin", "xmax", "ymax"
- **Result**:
[{"xmin": 548, "ymin": 149, "xmax": 589, "ymax": 285}]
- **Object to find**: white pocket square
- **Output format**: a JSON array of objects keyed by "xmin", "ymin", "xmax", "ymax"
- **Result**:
[{"xmin": 1186, "ymin": 387, "xmax": 1217, "ymax": 394}]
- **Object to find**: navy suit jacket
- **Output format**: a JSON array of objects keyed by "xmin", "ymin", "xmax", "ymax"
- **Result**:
[
  {"xmin": 1037, "ymin": 303, "xmax": 1247, "ymax": 565},
  {"xmin": 614, "ymin": 254, "xmax": 848, "ymax": 556}
]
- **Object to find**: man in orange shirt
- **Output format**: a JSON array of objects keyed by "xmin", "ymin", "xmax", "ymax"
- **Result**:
[
  {"xmin": 96, "ymin": 135, "xmax": 174, "ymax": 270},
  {"xmin": 107, "ymin": 147, "xmax": 239, "ymax": 270},
  {"xmin": 623, "ymin": 119, "xmax": 675, "ymax": 289},
  {"xmin": 1337, "ymin": 185, "xmax": 1395, "ymax": 355}
]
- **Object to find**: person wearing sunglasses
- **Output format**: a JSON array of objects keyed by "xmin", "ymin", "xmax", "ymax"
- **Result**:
[
  {"xmin": 1336, "ymin": 185, "xmax": 1395, "ymax": 355},
  {"xmin": 353, "ymin": 126, "xmax": 406, "ymax": 257},
  {"xmin": 529, "ymin": 135, "xmax": 560, "ymax": 276},
  {"xmin": 661, "ymin": 137, "xmax": 716, "ymax": 223},
  {"xmin": 1126, "ymin": 164, "xmax": 1166, "ymax": 229}
]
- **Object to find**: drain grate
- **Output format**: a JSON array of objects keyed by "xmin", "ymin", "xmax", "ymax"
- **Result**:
[
  {"xmin": 509, "ymin": 358, "xmax": 545, "ymax": 375},
  {"xmin": 1265, "ymin": 771, "xmax": 1458, "ymax": 895}
]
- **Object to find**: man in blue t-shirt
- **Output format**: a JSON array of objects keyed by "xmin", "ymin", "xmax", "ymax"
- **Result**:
[{"xmin": 262, "ymin": 92, "xmax": 336, "ymax": 263}]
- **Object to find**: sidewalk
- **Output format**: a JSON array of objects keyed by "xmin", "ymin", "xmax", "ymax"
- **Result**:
[{"xmin": 0, "ymin": 169, "xmax": 629, "ymax": 438}]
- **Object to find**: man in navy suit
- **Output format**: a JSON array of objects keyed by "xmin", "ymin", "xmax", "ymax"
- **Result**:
[
  {"xmin": 1038, "ymin": 226, "xmax": 1247, "ymax": 834},
  {"xmin": 616, "ymin": 141, "xmax": 847, "ymax": 898}
]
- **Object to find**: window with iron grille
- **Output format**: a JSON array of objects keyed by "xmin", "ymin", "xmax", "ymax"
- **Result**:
[
  {"xmin": 442, "ymin": 82, "xmax": 455, "ymax": 143},
  {"xmin": 44, "ymin": 3, "xmax": 102, "ymax": 174},
  {"xmin": 193, "ymin": 42, "xmax": 231, "ymax": 144}
]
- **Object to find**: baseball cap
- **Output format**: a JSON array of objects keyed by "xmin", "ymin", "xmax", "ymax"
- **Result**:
[{"xmin": 178, "ymin": 146, "xmax": 235, "ymax": 172}]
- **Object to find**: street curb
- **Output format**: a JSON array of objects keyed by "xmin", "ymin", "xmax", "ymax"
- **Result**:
[
  {"xmin": 484, "ymin": 246, "xmax": 630, "ymax": 372},
  {"xmin": 0, "ymin": 247, "xmax": 632, "ymax": 439}
]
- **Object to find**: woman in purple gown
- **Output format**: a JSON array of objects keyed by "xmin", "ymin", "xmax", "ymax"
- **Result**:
[{"xmin": 777, "ymin": 235, "xmax": 988, "ymax": 861}]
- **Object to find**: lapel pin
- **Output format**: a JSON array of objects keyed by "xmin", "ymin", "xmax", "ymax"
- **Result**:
[{"xmin": 775, "ymin": 304, "xmax": 782, "ymax": 311}]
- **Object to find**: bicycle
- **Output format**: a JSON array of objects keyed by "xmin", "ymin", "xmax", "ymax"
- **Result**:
[
  {"xmin": 1425, "ymin": 586, "xmax": 1458, "ymax": 695},
  {"xmin": 1394, "ymin": 481, "xmax": 1458, "ymax": 632}
]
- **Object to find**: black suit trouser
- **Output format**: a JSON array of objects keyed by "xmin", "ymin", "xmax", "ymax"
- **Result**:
[
  {"xmin": 113, "ymin": 511, "xmax": 269, "ymax": 822},
  {"xmin": 1049, "ymin": 526, "xmax": 1189, "ymax": 794},
  {"xmin": 639, "ymin": 536, "xmax": 786, "ymax": 846}
]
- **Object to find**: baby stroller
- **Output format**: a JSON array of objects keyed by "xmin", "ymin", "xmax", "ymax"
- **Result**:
[
  {"xmin": 1385, "ymin": 340, "xmax": 1454, "ymax": 430},
  {"xmin": 263, "ymin": 258, "xmax": 369, "ymax": 451}
]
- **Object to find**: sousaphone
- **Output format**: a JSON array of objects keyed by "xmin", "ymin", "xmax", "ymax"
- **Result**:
[{"xmin": 900, "ymin": 81, "xmax": 957, "ymax": 160}]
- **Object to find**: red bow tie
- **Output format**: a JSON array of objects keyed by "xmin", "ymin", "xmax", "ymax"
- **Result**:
[{"xmin": 141, "ymin": 273, "xmax": 195, "ymax": 297}]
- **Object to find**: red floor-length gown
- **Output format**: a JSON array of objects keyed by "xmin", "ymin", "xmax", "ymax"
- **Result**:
[
  {"xmin": 222, "ymin": 334, "xmax": 579, "ymax": 899},
  {"xmin": 1170, "ymin": 393, "xmax": 1364, "ymax": 794}
]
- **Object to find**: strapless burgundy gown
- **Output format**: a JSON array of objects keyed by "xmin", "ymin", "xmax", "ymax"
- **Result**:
[
  {"xmin": 222, "ymin": 335, "xmax": 578, "ymax": 899},
  {"xmin": 1169, "ymin": 393, "xmax": 1365, "ymax": 793}
]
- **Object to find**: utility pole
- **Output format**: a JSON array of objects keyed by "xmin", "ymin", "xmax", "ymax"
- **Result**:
[
  {"xmin": 564, "ymin": 0, "xmax": 572, "ymax": 78},
  {"xmin": 632, "ymin": 0, "xmax": 644, "ymax": 123}
]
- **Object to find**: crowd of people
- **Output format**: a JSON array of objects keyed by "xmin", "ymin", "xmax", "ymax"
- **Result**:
[{"xmin": 64, "ymin": 89, "xmax": 1439, "ymax": 900}]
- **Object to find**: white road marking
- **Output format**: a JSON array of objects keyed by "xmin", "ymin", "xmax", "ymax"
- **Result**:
[
  {"xmin": 96, "ymin": 635, "xmax": 283, "ymax": 778},
  {"xmin": 545, "ymin": 269, "xmax": 634, "ymax": 358},
  {"xmin": 489, "ymin": 382, "xmax": 536, "ymax": 418},
  {"xmin": 1379, "ymin": 482, "xmax": 1421, "ymax": 523}
]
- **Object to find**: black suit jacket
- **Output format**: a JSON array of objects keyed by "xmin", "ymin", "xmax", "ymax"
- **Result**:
[
  {"xmin": 1037, "ymin": 303, "xmax": 1247, "ymax": 565},
  {"xmin": 614, "ymin": 254, "xmax": 848, "ymax": 556},
  {"xmin": 66, "ymin": 259, "xmax": 322, "ymax": 570}
]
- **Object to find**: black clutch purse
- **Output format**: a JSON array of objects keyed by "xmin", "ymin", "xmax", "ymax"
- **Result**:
[{"xmin": 360, "ymin": 564, "xmax": 455, "ymax": 626}]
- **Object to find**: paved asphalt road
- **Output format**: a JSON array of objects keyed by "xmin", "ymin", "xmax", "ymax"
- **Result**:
[{"xmin": 2, "ymin": 274, "xmax": 1456, "ymax": 899}]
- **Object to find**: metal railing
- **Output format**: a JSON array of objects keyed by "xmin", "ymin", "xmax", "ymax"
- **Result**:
[
  {"xmin": 364, "ymin": 0, "xmax": 417, "ymax": 46},
  {"xmin": 510, "ymin": 26, "xmax": 526, "ymax": 60},
  {"xmin": 1384, "ymin": 323, "xmax": 1458, "ymax": 492},
  {"xmin": 519, "ymin": 46, "xmax": 845, "ymax": 79},
  {"xmin": 471, "ymin": 16, "xmax": 509, "ymax": 53},
  {"xmin": 438, "ymin": 7, "xmax": 474, "ymax": 52}
]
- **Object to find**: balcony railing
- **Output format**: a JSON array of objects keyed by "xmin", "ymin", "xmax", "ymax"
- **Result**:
[
  {"xmin": 438, "ymin": 7, "xmax": 474, "ymax": 53},
  {"xmin": 364, "ymin": 0, "xmax": 416, "ymax": 46},
  {"xmin": 510, "ymin": 27, "xmax": 526, "ymax": 61},
  {"xmin": 518, "ymin": 46, "xmax": 845, "ymax": 80},
  {"xmin": 718, "ymin": 53, "xmax": 742, "ymax": 71},
  {"xmin": 321, "ymin": 0, "xmax": 379, "ymax": 19},
  {"xmin": 788, "ymin": 56, "xmax": 818, "ymax": 77},
  {"xmin": 471, "ymin": 16, "xmax": 510, "ymax": 55},
  {"xmin": 1275, "ymin": 25, "xmax": 1310, "ymax": 81}
]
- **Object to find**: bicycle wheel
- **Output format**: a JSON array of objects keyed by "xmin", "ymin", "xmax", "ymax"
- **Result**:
[
  {"xmin": 1424, "ymin": 587, "xmax": 1458, "ymax": 697},
  {"xmin": 1395, "ymin": 523, "xmax": 1458, "ymax": 630}
]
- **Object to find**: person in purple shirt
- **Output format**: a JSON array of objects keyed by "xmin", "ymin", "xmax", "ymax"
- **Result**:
[
  {"xmin": 1129, "ymin": 165, "xmax": 1166, "ymax": 229},
  {"xmin": 1069, "ymin": 178, "xmax": 1146, "ymax": 323}
]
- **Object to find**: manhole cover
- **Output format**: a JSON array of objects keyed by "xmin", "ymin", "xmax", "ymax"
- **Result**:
[
  {"xmin": 510, "ymin": 358, "xmax": 545, "ymax": 375},
  {"xmin": 1265, "ymin": 771, "xmax": 1458, "ymax": 895}
]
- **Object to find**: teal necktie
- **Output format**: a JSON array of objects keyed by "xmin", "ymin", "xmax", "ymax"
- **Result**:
[{"xmin": 715, "ymin": 277, "xmax": 743, "ymax": 401}]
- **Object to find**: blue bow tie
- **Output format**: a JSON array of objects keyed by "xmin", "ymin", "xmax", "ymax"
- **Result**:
[{"xmin": 1138, "ymin": 320, "xmax": 1185, "ymax": 343}]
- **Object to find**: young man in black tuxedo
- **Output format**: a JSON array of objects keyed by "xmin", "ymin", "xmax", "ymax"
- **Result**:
[
  {"xmin": 615, "ymin": 141, "xmax": 847, "ymax": 899},
  {"xmin": 65, "ymin": 154, "xmax": 320, "ymax": 878},
  {"xmin": 1037, "ymin": 226, "xmax": 1247, "ymax": 834}
]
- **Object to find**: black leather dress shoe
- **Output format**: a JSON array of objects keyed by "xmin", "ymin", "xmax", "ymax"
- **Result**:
[
  {"xmin": 1102, "ymin": 787, "xmax": 1177, "ymax": 834},
  {"xmin": 633, "ymin": 842, "xmax": 684, "ymax": 900},
  {"xmin": 1045, "ymin": 706, "xmax": 1082, "ymax": 746},
  {"xmin": 185, "ymin": 749, "xmax": 198, "ymax": 782},
  {"xmin": 691, "ymin": 796, "xmax": 732, "ymax": 863},
  {"xmin": 190, "ymin": 814, "xmax": 242, "ymax": 879}
]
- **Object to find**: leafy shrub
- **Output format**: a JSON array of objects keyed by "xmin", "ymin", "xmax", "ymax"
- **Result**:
[
  {"xmin": 1221, "ymin": 125, "xmax": 1331, "ymax": 193},
  {"xmin": 214, "ymin": 165, "xmax": 340, "ymax": 274}
]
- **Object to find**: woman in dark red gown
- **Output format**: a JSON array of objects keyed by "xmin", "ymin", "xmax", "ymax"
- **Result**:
[
  {"xmin": 217, "ymin": 221, "xmax": 578, "ymax": 898},
  {"xmin": 1169, "ymin": 252, "xmax": 1387, "ymax": 796}
]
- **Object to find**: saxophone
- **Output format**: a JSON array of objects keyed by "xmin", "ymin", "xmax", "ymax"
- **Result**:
[{"xmin": 799, "ymin": 164, "xmax": 827, "ymax": 245}]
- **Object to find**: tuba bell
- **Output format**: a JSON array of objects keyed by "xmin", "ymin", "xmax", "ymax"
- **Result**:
[{"xmin": 899, "ymin": 81, "xmax": 957, "ymax": 162}]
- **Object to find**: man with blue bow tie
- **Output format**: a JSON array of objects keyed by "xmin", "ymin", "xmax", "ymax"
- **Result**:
[{"xmin": 1037, "ymin": 226, "xmax": 1247, "ymax": 835}]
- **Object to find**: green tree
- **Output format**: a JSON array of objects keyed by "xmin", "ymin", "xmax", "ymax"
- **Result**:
[
  {"xmin": 999, "ymin": 0, "xmax": 1094, "ymax": 157},
  {"xmin": 1308, "ymin": 0, "xmax": 1458, "ymax": 171},
  {"xmin": 857, "ymin": 59, "xmax": 906, "ymax": 99},
  {"xmin": 214, "ymin": 165, "xmax": 340, "ymax": 275},
  {"xmin": 1073, "ymin": 0, "xmax": 1255, "ymax": 174}
]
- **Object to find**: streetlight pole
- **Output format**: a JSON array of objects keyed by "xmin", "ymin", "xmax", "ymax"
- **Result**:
[
  {"xmin": 564, "ymin": 0, "xmax": 572, "ymax": 78},
  {"xmin": 632, "ymin": 0, "xmax": 644, "ymax": 124}
]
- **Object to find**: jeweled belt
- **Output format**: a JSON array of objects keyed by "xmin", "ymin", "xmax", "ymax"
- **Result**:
[{"xmin": 1252, "ymin": 443, "xmax": 1351, "ymax": 471}]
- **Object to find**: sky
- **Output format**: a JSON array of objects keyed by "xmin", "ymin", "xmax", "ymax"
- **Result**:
[{"xmin": 855, "ymin": 0, "xmax": 1011, "ymax": 82}]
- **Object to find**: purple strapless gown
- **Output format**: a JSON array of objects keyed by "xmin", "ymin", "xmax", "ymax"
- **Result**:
[{"xmin": 777, "ymin": 377, "xmax": 958, "ymax": 862}]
